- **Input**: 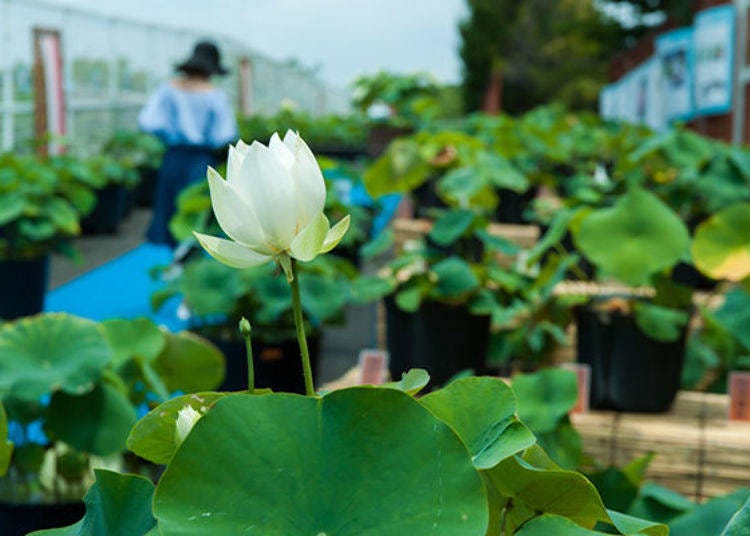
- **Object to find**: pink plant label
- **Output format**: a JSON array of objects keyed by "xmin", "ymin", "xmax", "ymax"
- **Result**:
[
  {"xmin": 358, "ymin": 349, "xmax": 389, "ymax": 385},
  {"xmin": 561, "ymin": 363, "xmax": 591, "ymax": 414},
  {"xmin": 728, "ymin": 371, "xmax": 750, "ymax": 421}
]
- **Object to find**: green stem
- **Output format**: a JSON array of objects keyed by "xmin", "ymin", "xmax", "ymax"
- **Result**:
[
  {"xmin": 289, "ymin": 259, "xmax": 315, "ymax": 396},
  {"xmin": 239, "ymin": 318, "xmax": 254, "ymax": 392}
]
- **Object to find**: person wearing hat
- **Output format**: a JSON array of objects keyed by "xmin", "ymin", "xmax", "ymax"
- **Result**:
[{"xmin": 139, "ymin": 40, "xmax": 238, "ymax": 246}]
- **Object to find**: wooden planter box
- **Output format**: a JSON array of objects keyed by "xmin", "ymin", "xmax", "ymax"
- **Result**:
[{"xmin": 572, "ymin": 391, "xmax": 750, "ymax": 502}]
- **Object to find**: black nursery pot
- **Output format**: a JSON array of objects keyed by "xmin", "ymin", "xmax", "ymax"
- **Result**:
[
  {"xmin": 671, "ymin": 262, "xmax": 718, "ymax": 291},
  {"xmin": 81, "ymin": 184, "xmax": 128, "ymax": 235},
  {"xmin": 386, "ymin": 298, "xmax": 491, "ymax": 387},
  {"xmin": 495, "ymin": 187, "xmax": 537, "ymax": 224},
  {"xmin": 0, "ymin": 255, "xmax": 49, "ymax": 320},
  {"xmin": 366, "ymin": 124, "xmax": 413, "ymax": 158},
  {"xmin": 135, "ymin": 166, "xmax": 158, "ymax": 207},
  {"xmin": 575, "ymin": 306, "xmax": 688, "ymax": 412},
  {"xmin": 211, "ymin": 335, "xmax": 321, "ymax": 394},
  {"xmin": 0, "ymin": 501, "xmax": 85, "ymax": 536},
  {"xmin": 412, "ymin": 178, "xmax": 448, "ymax": 218}
]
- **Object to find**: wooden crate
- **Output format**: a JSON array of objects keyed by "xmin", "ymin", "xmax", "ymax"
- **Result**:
[
  {"xmin": 572, "ymin": 391, "xmax": 750, "ymax": 502},
  {"xmin": 392, "ymin": 218, "xmax": 540, "ymax": 254}
]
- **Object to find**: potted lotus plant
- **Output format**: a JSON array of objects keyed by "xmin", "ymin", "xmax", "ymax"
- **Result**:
[
  {"xmin": 0, "ymin": 153, "xmax": 94, "ymax": 320},
  {"xmin": 103, "ymin": 131, "xmax": 165, "ymax": 207},
  {"xmin": 152, "ymin": 253, "xmax": 354, "ymax": 394},
  {"xmin": 35, "ymin": 132, "xmax": 670, "ymax": 536},
  {"xmin": 352, "ymin": 207, "xmax": 525, "ymax": 386},
  {"xmin": 0, "ymin": 313, "xmax": 224, "ymax": 535},
  {"xmin": 80, "ymin": 154, "xmax": 139, "ymax": 235},
  {"xmin": 570, "ymin": 187, "xmax": 694, "ymax": 412}
]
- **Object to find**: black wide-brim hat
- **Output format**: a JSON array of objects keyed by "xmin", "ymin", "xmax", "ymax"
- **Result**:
[{"xmin": 177, "ymin": 41, "xmax": 229, "ymax": 76}]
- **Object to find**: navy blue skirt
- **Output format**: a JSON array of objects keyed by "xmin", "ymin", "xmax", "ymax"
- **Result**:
[{"xmin": 146, "ymin": 145, "xmax": 217, "ymax": 246}]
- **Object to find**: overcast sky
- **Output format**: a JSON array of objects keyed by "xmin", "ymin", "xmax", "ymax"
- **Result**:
[{"xmin": 41, "ymin": 0, "xmax": 467, "ymax": 89}]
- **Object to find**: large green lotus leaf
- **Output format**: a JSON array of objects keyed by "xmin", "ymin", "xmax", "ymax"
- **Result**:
[
  {"xmin": 692, "ymin": 203, "xmax": 750, "ymax": 282},
  {"xmin": 45, "ymin": 383, "xmax": 137, "ymax": 456},
  {"xmin": 0, "ymin": 314, "xmax": 111, "ymax": 401},
  {"xmin": 154, "ymin": 388, "xmax": 488, "ymax": 535},
  {"xmin": 152, "ymin": 332, "xmax": 225, "ymax": 393},
  {"xmin": 485, "ymin": 447, "xmax": 609, "ymax": 531},
  {"xmin": 573, "ymin": 188, "xmax": 689, "ymax": 285},
  {"xmin": 0, "ymin": 401, "xmax": 12, "ymax": 476},
  {"xmin": 670, "ymin": 488, "xmax": 750, "ymax": 536},
  {"xmin": 102, "ymin": 318, "xmax": 166, "ymax": 367},
  {"xmin": 127, "ymin": 391, "xmax": 230, "ymax": 465},
  {"xmin": 420, "ymin": 377, "xmax": 536, "ymax": 469},
  {"xmin": 721, "ymin": 497, "xmax": 750, "ymax": 535},
  {"xmin": 382, "ymin": 368, "xmax": 430, "ymax": 395},
  {"xmin": 29, "ymin": 469, "xmax": 156, "ymax": 536},
  {"xmin": 514, "ymin": 512, "xmax": 666, "ymax": 535},
  {"xmin": 512, "ymin": 368, "xmax": 578, "ymax": 434}
]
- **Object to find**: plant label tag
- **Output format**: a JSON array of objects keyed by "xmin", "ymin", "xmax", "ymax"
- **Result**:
[
  {"xmin": 358, "ymin": 349, "xmax": 389, "ymax": 385},
  {"xmin": 561, "ymin": 363, "xmax": 591, "ymax": 414},
  {"xmin": 728, "ymin": 371, "xmax": 750, "ymax": 421}
]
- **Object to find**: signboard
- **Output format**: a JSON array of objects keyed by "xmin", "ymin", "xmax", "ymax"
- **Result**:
[
  {"xmin": 693, "ymin": 5, "xmax": 735, "ymax": 116},
  {"xmin": 729, "ymin": 371, "xmax": 750, "ymax": 421},
  {"xmin": 33, "ymin": 28, "xmax": 66, "ymax": 155},
  {"xmin": 656, "ymin": 27, "xmax": 695, "ymax": 122},
  {"xmin": 358, "ymin": 349, "xmax": 389, "ymax": 385}
]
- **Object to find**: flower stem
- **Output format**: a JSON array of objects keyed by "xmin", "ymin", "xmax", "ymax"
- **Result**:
[
  {"xmin": 239, "ymin": 317, "xmax": 254, "ymax": 392},
  {"xmin": 289, "ymin": 259, "xmax": 315, "ymax": 396}
]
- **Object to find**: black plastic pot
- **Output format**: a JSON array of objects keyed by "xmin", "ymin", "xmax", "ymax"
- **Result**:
[
  {"xmin": 412, "ymin": 178, "xmax": 447, "ymax": 218},
  {"xmin": 135, "ymin": 167, "xmax": 159, "ymax": 207},
  {"xmin": 575, "ymin": 306, "xmax": 688, "ymax": 412},
  {"xmin": 386, "ymin": 299, "xmax": 491, "ymax": 388},
  {"xmin": 0, "ymin": 500, "xmax": 85, "ymax": 536},
  {"xmin": 495, "ymin": 187, "xmax": 537, "ymax": 224},
  {"xmin": 671, "ymin": 262, "xmax": 718, "ymax": 291},
  {"xmin": 81, "ymin": 184, "xmax": 128, "ymax": 235},
  {"xmin": 210, "ymin": 335, "xmax": 321, "ymax": 394},
  {"xmin": 0, "ymin": 255, "xmax": 49, "ymax": 320},
  {"xmin": 312, "ymin": 145, "xmax": 366, "ymax": 161},
  {"xmin": 366, "ymin": 124, "xmax": 413, "ymax": 158}
]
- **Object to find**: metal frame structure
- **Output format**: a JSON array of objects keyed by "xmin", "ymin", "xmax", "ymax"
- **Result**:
[
  {"xmin": 733, "ymin": 0, "xmax": 749, "ymax": 143},
  {"xmin": 0, "ymin": 0, "xmax": 349, "ymax": 151}
]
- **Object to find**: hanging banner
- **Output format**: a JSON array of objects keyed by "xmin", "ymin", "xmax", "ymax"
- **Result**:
[
  {"xmin": 33, "ymin": 28, "xmax": 66, "ymax": 155},
  {"xmin": 656, "ymin": 27, "xmax": 694, "ymax": 122},
  {"xmin": 599, "ymin": 84, "xmax": 617, "ymax": 120},
  {"xmin": 644, "ymin": 58, "xmax": 665, "ymax": 131},
  {"xmin": 693, "ymin": 5, "xmax": 735, "ymax": 116}
]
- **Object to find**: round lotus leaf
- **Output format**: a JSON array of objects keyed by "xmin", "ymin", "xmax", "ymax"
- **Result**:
[
  {"xmin": 573, "ymin": 188, "xmax": 689, "ymax": 286},
  {"xmin": 45, "ymin": 383, "xmax": 136, "ymax": 456},
  {"xmin": 420, "ymin": 377, "xmax": 536, "ymax": 469},
  {"xmin": 152, "ymin": 332, "xmax": 225, "ymax": 393},
  {"xmin": 692, "ymin": 203, "xmax": 750, "ymax": 282},
  {"xmin": 0, "ymin": 314, "xmax": 111, "ymax": 401},
  {"xmin": 103, "ymin": 318, "xmax": 166, "ymax": 367},
  {"xmin": 154, "ymin": 388, "xmax": 488, "ymax": 535}
]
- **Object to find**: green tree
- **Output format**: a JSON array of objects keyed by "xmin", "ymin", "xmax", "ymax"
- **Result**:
[{"xmin": 460, "ymin": 0, "xmax": 627, "ymax": 114}]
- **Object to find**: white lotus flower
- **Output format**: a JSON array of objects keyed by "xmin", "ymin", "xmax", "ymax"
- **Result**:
[{"xmin": 194, "ymin": 131, "xmax": 350, "ymax": 270}]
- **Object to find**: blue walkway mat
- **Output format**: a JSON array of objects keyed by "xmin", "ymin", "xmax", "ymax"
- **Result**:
[{"xmin": 45, "ymin": 243, "xmax": 188, "ymax": 332}]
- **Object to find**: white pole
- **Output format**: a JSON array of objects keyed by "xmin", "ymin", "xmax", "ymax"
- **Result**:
[{"xmin": 1, "ymin": 0, "xmax": 15, "ymax": 150}]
